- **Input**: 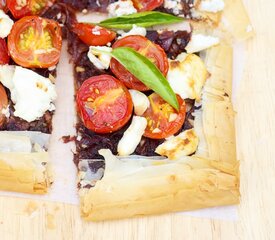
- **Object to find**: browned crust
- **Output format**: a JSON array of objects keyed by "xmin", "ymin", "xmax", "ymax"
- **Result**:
[
  {"xmin": 78, "ymin": 1, "xmax": 252, "ymax": 221},
  {"xmin": 198, "ymin": 43, "xmax": 237, "ymax": 164},
  {"xmin": 0, "ymin": 132, "xmax": 52, "ymax": 194},
  {"xmin": 192, "ymin": 0, "xmax": 254, "ymax": 41},
  {"xmin": 79, "ymin": 152, "xmax": 239, "ymax": 221},
  {"xmin": 0, "ymin": 152, "xmax": 51, "ymax": 194},
  {"xmin": 79, "ymin": 40, "xmax": 240, "ymax": 221}
]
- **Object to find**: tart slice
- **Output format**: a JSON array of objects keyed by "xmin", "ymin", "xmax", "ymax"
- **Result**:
[
  {"xmin": 62, "ymin": 0, "xmax": 252, "ymax": 221},
  {"xmin": 0, "ymin": 10, "xmax": 62, "ymax": 194},
  {"xmin": 53, "ymin": 0, "xmax": 254, "ymax": 221}
]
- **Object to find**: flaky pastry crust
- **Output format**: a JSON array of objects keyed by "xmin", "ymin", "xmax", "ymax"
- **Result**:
[
  {"xmin": 0, "ymin": 132, "xmax": 52, "ymax": 194},
  {"xmin": 77, "ymin": 0, "xmax": 252, "ymax": 221},
  {"xmin": 0, "ymin": 152, "xmax": 51, "ymax": 194},
  {"xmin": 79, "ymin": 40, "xmax": 241, "ymax": 221}
]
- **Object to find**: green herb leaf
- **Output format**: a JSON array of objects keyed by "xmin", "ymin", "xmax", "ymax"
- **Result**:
[
  {"xmin": 111, "ymin": 47, "xmax": 179, "ymax": 111},
  {"xmin": 99, "ymin": 11, "xmax": 183, "ymax": 29}
]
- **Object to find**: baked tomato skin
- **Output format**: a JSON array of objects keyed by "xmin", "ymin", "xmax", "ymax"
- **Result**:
[
  {"xmin": 132, "ymin": 0, "xmax": 163, "ymax": 11},
  {"xmin": 0, "ymin": 0, "xmax": 8, "ymax": 12},
  {"xmin": 76, "ymin": 75, "xmax": 133, "ymax": 134},
  {"xmin": 142, "ymin": 93, "xmax": 186, "ymax": 139},
  {"xmin": 110, "ymin": 35, "xmax": 168, "ymax": 91},
  {"xmin": 8, "ymin": 16, "xmax": 62, "ymax": 68},
  {"xmin": 72, "ymin": 23, "xmax": 116, "ymax": 46},
  {"xmin": 0, "ymin": 84, "xmax": 8, "ymax": 127},
  {"xmin": 0, "ymin": 38, "xmax": 10, "ymax": 65},
  {"xmin": 7, "ymin": 0, "xmax": 54, "ymax": 19}
]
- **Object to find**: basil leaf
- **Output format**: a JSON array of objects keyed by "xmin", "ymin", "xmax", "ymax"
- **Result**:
[
  {"xmin": 111, "ymin": 47, "xmax": 179, "ymax": 111},
  {"xmin": 99, "ymin": 11, "xmax": 183, "ymax": 29}
]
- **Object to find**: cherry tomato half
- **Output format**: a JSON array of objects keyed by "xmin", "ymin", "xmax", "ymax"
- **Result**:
[
  {"xmin": 0, "ymin": 0, "xmax": 8, "ymax": 12},
  {"xmin": 7, "ymin": 0, "xmax": 54, "ymax": 19},
  {"xmin": 8, "ymin": 16, "xmax": 62, "ymax": 68},
  {"xmin": 142, "ymin": 93, "xmax": 186, "ymax": 139},
  {"xmin": 0, "ymin": 84, "xmax": 8, "ymax": 127},
  {"xmin": 72, "ymin": 23, "xmax": 116, "ymax": 46},
  {"xmin": 0, "ymin": 38, "xmax": 10, "ymax": 65},
  {"xmin": 111, "ymin": 35, "xmax": 168, "ymax": 91},
  {"xmin": 132, "ymin": 0, "xmax": 163, "ymax": 11},
  {"xmin": 76, "ymin": 75, "xmax": 133, "ymax": 134}
]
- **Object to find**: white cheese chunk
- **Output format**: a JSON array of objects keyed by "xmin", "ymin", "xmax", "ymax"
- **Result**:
[
  {"xmin": 167, "ymin": 54, "xmax": 209, "ymax": 101},
  {"xmin": 0, "ymin": 66, "xmax": 57, "ymax": 122},
  {"xmin": 129, "ymin": 89, "xmax": 149, "ymax": 116},
  {"xmin": 16, "ymin": 0, "xmax": 28, "ymax": 8},
  {"xmin": 118, "ymin": 24, "xmax": 147, "ymax": 39},
  {"xmin": 0, "ymin": 65, "xmax": 15, "ymax": 89},
  {"xmin": 198, "ymin": 0, "xmax": 225, "ymax": 13},
  {"xmin": 175, "ymin": 52, "xmax": 187, "ymax": 62},
  {"xmin": 1, "ymin": 106, "xmax": 10, "ymax": 118},
  {"xmin": 117, "ymin": 116, "xmax": 147, "ymax": 156},
  {"xmin": 0, "ymin": 10, "xmax": 14, "ymax": 38},
  {"xmin": 155, "ymin": 129, "xmax": 199, "ymax": 160},
  {"xmin": 185, "ymin": 34, "xmax": 220, "ymax": 53},
  {"xmin": 164, "ymin": 0, "xmax": 183, "ymax": 15},
  {"xmin": 91, "ymin": 25, "xmax": 103, "ymax": 35},
  {"xmin": 88, "ymin": 46, "xmax": 112, "ymax": 70},
  {"xmin": 108, "ymin": 0, "xmax": 137, "ymax": 17}
]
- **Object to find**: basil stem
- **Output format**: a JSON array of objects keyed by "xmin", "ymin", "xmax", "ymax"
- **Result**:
[{"xmin": 99, "ymin": 11, "xmax": 183, "ymax": 29}]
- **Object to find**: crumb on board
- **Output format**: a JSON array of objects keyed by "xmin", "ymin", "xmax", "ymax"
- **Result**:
[
  {"xmin": 44, "ymin": 203, "xmax": 61, "ymax": 229},
  {"xmin": 24, "ymin": 201, "xmax": 39, "ymax": 216},
  {"xmin": 46, "ymin": 213, "xmax": 56, "ymax": 230},
  {"xmin": 54, "ymin": 206, "xmax": 60, "ymax": 212}
]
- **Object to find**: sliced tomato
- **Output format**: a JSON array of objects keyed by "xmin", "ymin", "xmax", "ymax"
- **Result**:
[
  {"xmin": 72, "ymin": 23, "xmax": 116, "ymax": 46},
  {"xmin": 132, "ymin": 0, "xmax": 163, "ymax": 11},
  {"xmin": 111, "ymin": 35, "xmax": 168, "ymax": 91},
  {"xmin": 142, "ymin": 93, "xmax": 186, "ymax": 139},
  {"xmin": 0, "ymin": 0, "xmax": 8, "ymax": 12},
  {"xmin": 8, "ymin": 16, "xmax": 62, "ymax": 68},
  {"xmin": 0, "ymin": 84, "xmax": 8, "ymax": 127},
  {"xmin": 7, "ymin": 0, "xmax": 54, "ymax": 19},
  {"xmin": 7, "ymin": 0, "xmax": 30, "ymax": 18},
  {"xmin": 76, "ymin": 75, "xmax": 133, "ymax": 134},
  {"xmin": 0, "ymin": 39, "xmax": 10, "ymax": 65}
]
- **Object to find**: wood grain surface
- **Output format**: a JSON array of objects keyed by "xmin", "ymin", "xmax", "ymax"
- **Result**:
[{"xmin": 0, "ymin": 0, "xmax": 274, "ymax": 239}]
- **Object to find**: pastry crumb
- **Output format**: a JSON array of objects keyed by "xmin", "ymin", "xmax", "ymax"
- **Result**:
[
  {"xmin": 54, "ymin": 206, "xmax": 60, "ymax": 212},
  {"xmin": 24, "ymin": 201, "xmax": 39, "ymax": 217},
  {"xmin": 46, "ymin": 213, "xmax": 56, "ymax": 230}
]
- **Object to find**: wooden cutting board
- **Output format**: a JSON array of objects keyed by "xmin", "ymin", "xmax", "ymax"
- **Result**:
[{"xmin": 1, "ymin": 0, "xmax": 275, "ymax": 239}]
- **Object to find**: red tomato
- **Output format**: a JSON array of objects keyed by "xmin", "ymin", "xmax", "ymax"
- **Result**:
[
  {"xmin": 8, "ymin": 16, "xmax": 62, "ymax": 68},
  {"xmin": 0, "ymin": 0, "xmax": 8, "ymax": 12},
  {"xmin": 142, "ymin": 93, "xmax": 186, "ymax": 139},
  {"xmin": 72, "ymin": 23, "xmax": 116, "ymax": 46},
  {"xmin": 76, "ymin": 75, "xmax": 133, "ymax": 134},
  {"xmin": 0, "ymin": 39, "xmax": 10, "ymax": 65},
  {"xmin": 7, "ymin": 0, "xmax": 54, "ymax": 19},
  {"xmin": 111, "ymin": 35, "xmax": 168, "ymax": 91},
  {"xmin": 132, "ymin": 0, "xmax": 163, "ymax": 11},
  {"xmin": 0, "ymin": 84, "xmax": 8, "ymax": 127}
]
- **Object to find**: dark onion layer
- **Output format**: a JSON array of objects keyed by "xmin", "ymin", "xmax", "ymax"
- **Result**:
[{"xmin": 41, "ymin": 2, "xmax": 194, "ymax": 164}]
